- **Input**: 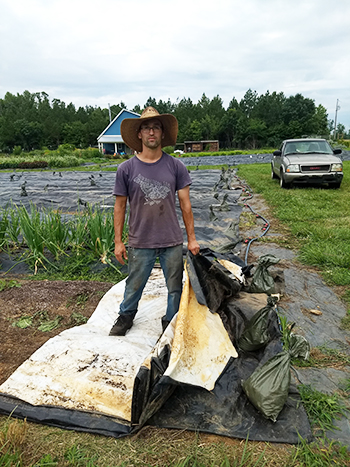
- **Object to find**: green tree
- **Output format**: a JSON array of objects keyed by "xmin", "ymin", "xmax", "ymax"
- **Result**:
[
  {"xmin": 184, "ymin": 119, "xmax": 202, "ymax": 141},
  {"xmin": 62, "ymin": 121, "xmax": 87, "ymax": 147},
  {"xmin": 245, "ymin": 118, "xmax": 267, "ymax": 149},
  {"xmin": 239, "ymin": 89, "xmax": 258, "ymax": 118},
  {"xmin": 282, "ymin": 94, "xmax": 316, "ymax": 137},
  {"xmin": 312, "ymin": 104, "xmax": 330, "ymax": 137},
  {"xmin": 218, "ymin": 108, "xmax": 240, "ymax": 148}
]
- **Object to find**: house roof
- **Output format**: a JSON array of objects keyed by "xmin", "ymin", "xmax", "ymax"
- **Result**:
[{"xmin": 97, "ymin": 109, "xmax": 140, "ymax": 143}]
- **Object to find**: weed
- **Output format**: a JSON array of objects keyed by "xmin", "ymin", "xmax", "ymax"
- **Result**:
[
  {"xmin": 291, "ymin": 434, "xmax": 350, "ymax": 466},
  {"xmin": 32, "ymin": 453, "xmax": 58, "ymax": 466},
  {"xmin": 293, "ymin": 346, "xmax": 350, "ymax": 369},
  {"xmin": 66, "ymin": 292, "xmax": 90, "ymax": 309},
  {"xmin": 38, "ymin": 315, "xmax": 63, "ymax": 332},
  {"xmin": 64, "ymin": 444, "xmax": 98, "ymax": 466},
  {"xmin": 12, "ymin": 315, "xmax": 33, "ymax": 329},
  {"xmin": 0, "ymin": 279, "xmax": 21, "ymax": 292},
  {"xmin": 298, "ymin": 385, "xmax": 346, "ymax": 434},
  {"xmin": 69, "ymin": 312, "xmax": 88, "ymax": 326},
  {"xmin": 12, "ymin": 310, "xmax": 63, "ymax": 332},
  {"xmin": 340, "ymin": 311, "xmax": 350, "ymax": 331},
  {"xmin": 278, "ymin": 314, "xmax": 295, "ymax": 351},
  {"xmin": 239, "ymin": 211, "xmax": 256, "ymax": 230}
]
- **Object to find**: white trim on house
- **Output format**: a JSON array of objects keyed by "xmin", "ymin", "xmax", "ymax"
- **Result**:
[{"xmin": 97, "ymin": 109, "xmax": 140, "ymax": 141}]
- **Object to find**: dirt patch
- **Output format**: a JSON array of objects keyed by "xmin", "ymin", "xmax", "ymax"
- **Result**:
[{"xmin": 0, "ymin": 279, "xmax": 114, "ymax": 385}]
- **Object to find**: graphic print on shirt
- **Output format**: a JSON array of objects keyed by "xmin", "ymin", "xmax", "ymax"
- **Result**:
[{"xmin": 134, "ymin": 174, "xmax": 171, "ymax": 206}]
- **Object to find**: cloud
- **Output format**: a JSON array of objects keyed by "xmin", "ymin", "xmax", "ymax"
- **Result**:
[{"xmin": 1, "ymin": 0, "xmax": 349, "ymax": 128}]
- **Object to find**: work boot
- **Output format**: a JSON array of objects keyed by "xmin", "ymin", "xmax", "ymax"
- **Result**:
[
  {"xmin": 109, "ymin": 313, "xmax": 135, "ymax": 336},
  {"xmin": 161, "ymin": 316, "xmax": 170, "ymax": 332}
]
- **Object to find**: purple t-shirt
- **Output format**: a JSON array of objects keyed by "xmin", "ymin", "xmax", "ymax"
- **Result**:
[{"xmin": 113, "ymin": 152, "xmax": 192, "ymax": 248}]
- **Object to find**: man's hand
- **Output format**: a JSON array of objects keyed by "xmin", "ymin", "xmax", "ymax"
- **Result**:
[
  {"xmin": 114, "ymin": 241, "xmax": 128, "ymax": 265},
  {"xmin": 188, "ymin": 239, "xmax": 200, "ymax": 255}
]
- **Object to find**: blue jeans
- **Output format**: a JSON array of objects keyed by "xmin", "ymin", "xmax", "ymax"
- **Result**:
[{"xmin": 119, "ymin": 244, "xmax": 184, "ymax": 321}]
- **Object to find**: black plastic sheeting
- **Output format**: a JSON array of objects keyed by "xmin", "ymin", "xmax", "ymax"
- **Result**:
[
  {"xmin": 0, "ymin": 251, "xmax": 313, "ymax": 443},
  {"xmin": 134, "ymin": 252, "xmax": 312, "ymax": 444},
  {"xmin": 0, "ymin": 169, "xmax": 244, "ymax": 274}
]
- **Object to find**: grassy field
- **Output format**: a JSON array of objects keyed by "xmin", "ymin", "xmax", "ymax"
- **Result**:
[{"xmin": 1, "ymin": 161, "xmax": 350, "ymax": 466}]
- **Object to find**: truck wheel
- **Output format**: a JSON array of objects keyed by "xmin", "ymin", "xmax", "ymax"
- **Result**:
[{"xmin": 280, "ymin": 170, "xmax": 291, "ymax": 189}]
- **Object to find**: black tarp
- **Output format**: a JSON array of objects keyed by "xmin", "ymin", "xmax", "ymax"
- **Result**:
[{"xmin": 131, "ymin": 252, "xmax": 312, "ymax": 443}]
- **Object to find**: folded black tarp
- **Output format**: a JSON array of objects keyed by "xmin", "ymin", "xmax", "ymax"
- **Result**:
[{"xmin": 131, "ymin": 252, "xmax": 312, "ymax": 443}]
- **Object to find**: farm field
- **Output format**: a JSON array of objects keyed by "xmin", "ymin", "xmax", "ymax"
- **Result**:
[{"xmin": 0, "ymin": 161, "xmax": 350, "ymax": 466}]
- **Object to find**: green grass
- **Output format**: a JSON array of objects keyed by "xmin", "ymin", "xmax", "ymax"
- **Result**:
[
  {"xmin": 237, "ymin": 162, "xmax": 350, "ymax": 324},
  {"xmin": 298, "ymin": 385, "xmax": 347, "ymax": 434},
  {"xmin": 292, "ymin": 345, "xmax": 350, "ymax": 369},
  {"xmin": 1, "ymin": 417, "xmax": 350, "ymax": 467}
]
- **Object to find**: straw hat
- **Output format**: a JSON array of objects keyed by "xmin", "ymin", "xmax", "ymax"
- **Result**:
[{"xmin": 121, "ymin": 106, "xmax": 178, "ymax": 153}]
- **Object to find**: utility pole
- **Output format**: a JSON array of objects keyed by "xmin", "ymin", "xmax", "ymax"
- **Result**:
[
  {"xmin": 334, "ymin": 99, "xmax": 340, "ymax": 140},
  {"xmin": 108, "ymin": 103, "xmax": 112, "ymax": 123}
]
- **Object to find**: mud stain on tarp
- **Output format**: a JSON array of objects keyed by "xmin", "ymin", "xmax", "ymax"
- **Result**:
[
  {"xmin": 164, "ymin": 271, "xmax": 238, "ymax": 390},
  {"xmin": 0, "ymin": 350, "xmax": 136, "ymax": 420}
]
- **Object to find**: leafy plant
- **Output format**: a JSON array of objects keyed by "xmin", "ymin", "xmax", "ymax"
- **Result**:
[
  {"xmin": 8, "ymin": 205, "xmax": 21, "ymax": 246},
  {"xmin": 278, "ymin": 314, "xmax": 295, "ymax": 351},
  {"xmin": 17, "ymin": 203, "xmax": 46, "ymax": 267},
  {"xmin": 38, "ymin": 315, "xmax": 63, "ymax": 332},
  {"xmin": 84, "ymin": 205, "xmax": 114, "ymax": 263},
  {"xmin": 0, "ymin": 279, "xmax": 21, "ymax": 292},
  {"xmin": 69, "ymin": 312, "xmax": 88, "ymax": 326},
  {"xmin": 41, "ymin": 208, "xmax": 71, "ymax": 260},
  {"xmin": 0, "ymin": 206, "xmax": 9, "ymax": 248},
  {"xmin": 12, "ymin": 310, "xmax": 63, "ymax": 332},
  {"xmin": 12, "ymin": 316, "xmax": 33, "ymax": 329},
  {"xmin": 298, "ymin": 385, "xmax": 346, "ymax": 434}
]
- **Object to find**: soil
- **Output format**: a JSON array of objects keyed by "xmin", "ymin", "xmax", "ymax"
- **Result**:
[{"xmin": 0, "ymin": 279, "xmax": 114, "ymax": 385}]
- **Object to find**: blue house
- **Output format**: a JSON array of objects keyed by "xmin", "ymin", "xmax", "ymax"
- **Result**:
[{"xmin": 97, "ymin": 109, "xmax": 140, "ymax": 155}]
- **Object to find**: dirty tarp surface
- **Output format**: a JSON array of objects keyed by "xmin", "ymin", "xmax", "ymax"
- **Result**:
[
  {"xmin": 0, "ymin": 253, "xmax": 312, "ymax": 443},
  {"xmin": 0, "ymin": 268, "xmax": 170, "ymax": 435}
]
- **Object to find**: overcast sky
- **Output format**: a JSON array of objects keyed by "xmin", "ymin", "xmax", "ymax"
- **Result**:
[{"xmin": 1, "ymin": 0, "xmax": 349, "ymax": 130}]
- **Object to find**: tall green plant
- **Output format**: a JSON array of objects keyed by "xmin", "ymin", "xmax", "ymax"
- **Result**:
[
  {"xmin": 17, "ymin": 203, "xmax": 56, "ymax": 271},
  {"xmin": 41, "ymin": 209, "xmax": 71, "ymax": 260},
  {"xmin": 0, "ymin": 206, "xmax": 9, "ymax": 248},
  {"xmin": 8, "ymin": 205, "xmax": 21, "ymax": 245},
  {"xmin": 85, "ymin": 205, "xmax": 114, "ymax": 264}
]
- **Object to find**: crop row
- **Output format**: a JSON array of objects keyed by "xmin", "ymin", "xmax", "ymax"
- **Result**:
[{"xmin": 0, "ymin": 203, "xmax": 126, "ymax": 276}]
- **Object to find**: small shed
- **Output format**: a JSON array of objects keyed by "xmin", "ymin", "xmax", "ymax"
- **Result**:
[
  {"xmin": 184, "ymin": 140, "xmax": 219, "ymax": 153},
  {"xmin": 97, "ymin": 109, "xmax": 140, "ymax": 155}
]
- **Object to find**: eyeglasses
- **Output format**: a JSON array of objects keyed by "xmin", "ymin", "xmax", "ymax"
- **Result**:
[{"xmin": 140, "ymin": 124, "xmax": 162, "ymax": 133}]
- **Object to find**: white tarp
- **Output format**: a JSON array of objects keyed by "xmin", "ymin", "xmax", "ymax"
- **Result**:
[
  {"xmin": 0, "ymin": 261, "xmax": 240, "ymax": 421},
  {"xmin": 0, "ymin": 268, "xmax": 168, "ymax": 422}
]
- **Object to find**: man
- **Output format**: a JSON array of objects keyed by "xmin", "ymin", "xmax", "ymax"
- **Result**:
[{"xmin": 109, "ymin": 106, "xmax": 200, "ymax": 336}]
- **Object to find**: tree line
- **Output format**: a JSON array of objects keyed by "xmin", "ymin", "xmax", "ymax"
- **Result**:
[{"xmin": 0, "ymin": 89, "xmax": 347, "ymax": 153}]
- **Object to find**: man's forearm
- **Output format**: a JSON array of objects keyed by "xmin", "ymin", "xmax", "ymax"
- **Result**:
[
  {"xmin": 178, "ymin": 186, "xmax": 200, "ymax": 255},
  {"xmin": 182, "ymin": 207, "xmax": 196, "ymax": 243},
  {"xmin": 114, "ymin": 197, "xmax": 127, "ymax": 243}
]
